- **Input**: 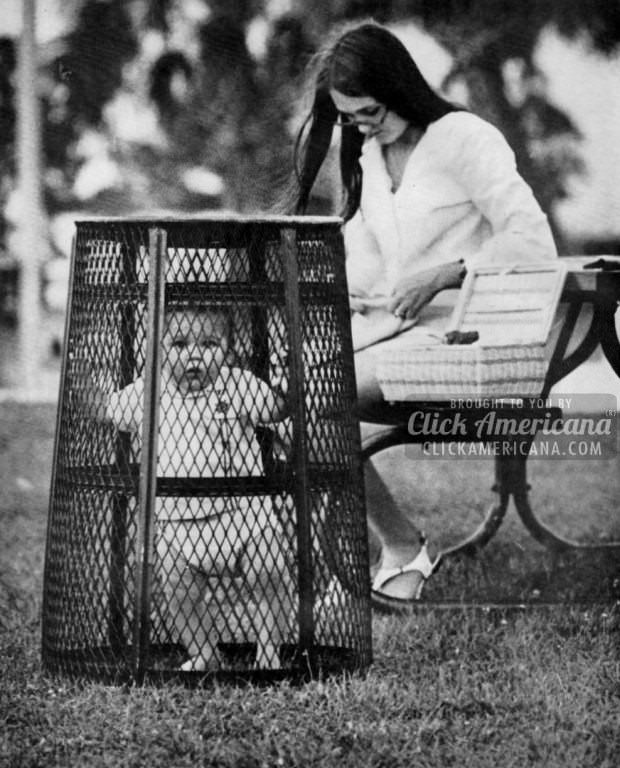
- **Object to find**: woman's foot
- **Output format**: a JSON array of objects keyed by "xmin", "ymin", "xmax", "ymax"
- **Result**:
[{"xmin": 371, "ymin": 538, "xmax": 441, "ymax": 611}]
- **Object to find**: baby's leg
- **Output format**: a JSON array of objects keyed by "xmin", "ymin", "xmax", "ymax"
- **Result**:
[
  {"xmin": 254, "ymin": 579, "xmax": 291, "ymax": 670},
  {"xmin": 156, "ymin": 521, "xmax": 217, "ymax": 671},
  {"xmin": 241, "ymin": 502, "xmax": 293, "ymax": 669}
]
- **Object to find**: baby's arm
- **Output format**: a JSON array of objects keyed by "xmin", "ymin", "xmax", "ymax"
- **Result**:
[
  {"xmin": 69, "ymin": 356, "xmax": 139, "ymax": 430},
  {"xmin": 255, "ymin": 381, "xmax": 288, "ymax": 424},
  {"xmin": 238, "ymin": 368, "xmax": 288, "ymax": 425},
  {"xmin": 105, "ymin": 385, "xmax": 141, "ymax": 431},
  {"xmin": 68, "ymin": 356, "xmax": 112, "ymax": 422},
  {"xmin": 266, "ymin": 354, "xmax": 289, "ymax": 422}
]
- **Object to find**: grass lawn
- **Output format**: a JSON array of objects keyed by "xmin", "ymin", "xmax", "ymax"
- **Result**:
[{"xmin": 1, "ymin": 402, "xmax": 619, "ymax": 767}]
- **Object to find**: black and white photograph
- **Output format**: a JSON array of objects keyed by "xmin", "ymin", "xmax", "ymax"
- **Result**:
[{"xmin": 1, "ymin": 1, "xmax": 619, "ymax": 765}]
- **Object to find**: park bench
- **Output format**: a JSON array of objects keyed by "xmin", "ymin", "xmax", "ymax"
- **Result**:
[{"xmin": 361, "ymin": 257, "xmax": 620, "ymax": 559}]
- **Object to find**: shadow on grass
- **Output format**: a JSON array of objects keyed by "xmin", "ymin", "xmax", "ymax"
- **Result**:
[{"xmin": 424, "ymin": 542, "xmax": 620, "ymax": 605}]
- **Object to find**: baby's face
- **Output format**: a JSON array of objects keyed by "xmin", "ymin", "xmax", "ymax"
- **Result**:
[{"xmin": 162, "ymin": 310, "xmax": 230, "ymax": 395}]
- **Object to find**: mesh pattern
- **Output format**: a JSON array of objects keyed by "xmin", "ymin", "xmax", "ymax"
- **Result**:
[{"xmin": 42, "ymin": 217, "xmax": 371, "ymax": 684}]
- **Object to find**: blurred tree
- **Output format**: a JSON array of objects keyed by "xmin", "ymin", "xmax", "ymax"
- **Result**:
[
  {"xmin": 61, "ymin": 0, "xmax": 138, "ymax": 125},
  {"xmin": 143, "ymin": 0, "xmax": 170, "ymax": 31},
  {"xmin": 2, "ymin": 0, "xmax": 618, "ymax": 225},
  {"xmin": 141, "ymin": 4, "xmax": 313, "ymax": 212},
  {"xmin": 0, "ymin": 37, "xmax": 17, "ymax": 246},
  {"xmin": 149, "ymin": 51, "xmax": 193, "ymax": 120},
  {"xmin": 42, "ymin": 0, "xmax": 138, "ymax": 213}
]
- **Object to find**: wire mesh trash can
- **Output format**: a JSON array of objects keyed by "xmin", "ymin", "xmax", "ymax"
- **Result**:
[{"xmin": 42, "ymin": 215, "xmax": 372, "ymax": 685}]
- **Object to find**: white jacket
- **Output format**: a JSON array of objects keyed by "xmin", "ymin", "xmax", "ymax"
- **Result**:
[{"xmin": 345, "ymin": 111, "xmax": 557, "ymax": 350}]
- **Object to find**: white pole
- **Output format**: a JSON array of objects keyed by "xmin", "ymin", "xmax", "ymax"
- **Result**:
[{"xmin": 15, "ymin": 0, "xmax": 46, "ymax": 394}]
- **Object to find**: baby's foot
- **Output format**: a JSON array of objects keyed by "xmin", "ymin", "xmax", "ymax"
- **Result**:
[
  {"xmin": 256, "ymin": 642, "xmax": 281, "ymax": 670},
  {"xmin": 180, "ymin": 654, "xmax": 214, "ymax": 672}
]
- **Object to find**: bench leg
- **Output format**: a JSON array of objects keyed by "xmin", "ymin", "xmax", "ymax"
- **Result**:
[
  {"xmin": 360, "ymin": 425, "xmax": 410, "ymax": 461},
  {"xmin": 362, "ymin": 429, "xmax": 620, "ymax": 560},
  {"xmin": 499, "ymin": 452, "xmax": 620, "ymax": 553}
]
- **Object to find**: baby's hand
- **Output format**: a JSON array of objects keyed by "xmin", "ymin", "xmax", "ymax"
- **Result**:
[
  {"xmin": 270, "ymin": 352, "xmax": 289, "ymax": 396},
  {"xmin": 68, "ymin": 354, "xmax": 109, "ymax": 420},
  {"xmin": 269, "ymin": 352, "xmax": 289, "ymax": 420}
]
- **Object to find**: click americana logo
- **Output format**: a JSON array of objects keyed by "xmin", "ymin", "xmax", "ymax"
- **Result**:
[{"xmin": 404, "ymin": 394, "xmax": 618, "ymax": 460}]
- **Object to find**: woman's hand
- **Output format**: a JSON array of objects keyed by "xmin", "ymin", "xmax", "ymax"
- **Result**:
[{"xmin": 387, "ymin": 261, "xmax": 465, "ymax": 319}]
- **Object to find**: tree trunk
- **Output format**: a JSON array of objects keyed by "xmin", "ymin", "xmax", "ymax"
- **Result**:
[{"xmin": 15, "ymin": 0, "xmax": 47, "ymax": 393}]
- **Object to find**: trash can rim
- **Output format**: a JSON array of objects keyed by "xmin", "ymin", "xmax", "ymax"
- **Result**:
[{"xmin": 74, "ymin": 214, "xmax": 344, "ymax": 227}]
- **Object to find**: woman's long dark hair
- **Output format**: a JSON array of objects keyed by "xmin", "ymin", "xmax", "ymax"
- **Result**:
[{"xmin": 294, "ymin": 22, "xmax": 460, "ymax": 220}]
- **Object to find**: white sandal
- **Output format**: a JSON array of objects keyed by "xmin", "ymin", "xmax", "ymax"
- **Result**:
[{"xmin": 371, "ymin": 539, "xmax": 441, "ymax": 612}]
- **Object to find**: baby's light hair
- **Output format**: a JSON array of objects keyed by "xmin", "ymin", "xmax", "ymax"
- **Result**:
[{"xmin": 164, "ymin": 302, "xmax": 234, "ymax": 344}]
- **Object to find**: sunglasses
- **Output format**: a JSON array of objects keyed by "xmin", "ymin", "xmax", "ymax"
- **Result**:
[{"xmin": 335, "ymin": 103, "xmax": 388, "ymax": 127}]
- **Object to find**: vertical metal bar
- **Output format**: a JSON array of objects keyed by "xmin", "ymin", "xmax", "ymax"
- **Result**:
[
  {"xmin": 541, "ymin": 299, "xmax": 582, "ymax": 398},
  {"xmin": 330, "ymin": 228, "xmax": 359, "ymax": 414},
  {"xmin": 248, "ymin": 229, "xmax": 275, "ymax": 471},
  {"xmin": 594, "ymin": 295, "xmax": 620, "ymax": 378},
  {"xmin": 42, "ymin": 233, "xmax": 78, "ymax": 665},
  {"xmin": 334, "ymin": 226, "xmax": 371, "ymax": 662},
  {"xmin": 280, "ymin": 226, "xmax": 314, "ymax": 651},
  {"xmin": 133, "ymin": 226, "xmax": 167, "ymax": 679},
  {"xmin": 108, "ymin": 493, "xmax": 127, "ymax": 652},
  {"xmin": 248, "ymin": 228, "xmax": 270, "ymax": 379},
  {"xmin": 109, "ymin": 232, "xmax": 136, "ymax": 654}
]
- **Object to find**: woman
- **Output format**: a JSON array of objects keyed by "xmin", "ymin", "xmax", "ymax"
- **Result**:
[{"xmin": 293, "ymin": 22, "xmax": 557, "ymax": 610}]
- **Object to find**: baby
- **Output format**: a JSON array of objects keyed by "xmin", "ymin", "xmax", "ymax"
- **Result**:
[{"xmin": 104, "ymin": 303, "xmax": 290, "ymax": 671}]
